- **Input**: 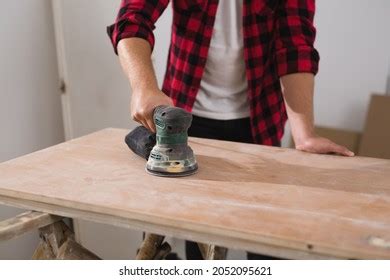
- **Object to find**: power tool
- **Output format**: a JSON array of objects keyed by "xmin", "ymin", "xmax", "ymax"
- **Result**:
[{"xmin": 125, "ymin": 106, "xmax": 198, "ymax": 177}]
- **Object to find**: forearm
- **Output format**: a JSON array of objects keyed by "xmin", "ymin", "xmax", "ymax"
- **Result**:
[
  {"xmin": 117, "ymin": 38, "xmax": 159, "ymax": 94},
  {"xmin": 280, "ymin": 73, "xmax": 315, "ymax": 144},
  {"xmin": 117, "ymin": 37, "xmax": 173, "ymax": 131}
]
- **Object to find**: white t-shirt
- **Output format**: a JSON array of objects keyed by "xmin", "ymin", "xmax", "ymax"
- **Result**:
[{"xmin": 192, "ymin": 0, "xmax": 249, "ymax": 120}]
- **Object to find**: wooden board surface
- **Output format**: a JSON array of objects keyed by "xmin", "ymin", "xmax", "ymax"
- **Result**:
[{"xmin": 0, "ymin": 128, "xmax": 390, "ymax": 259}]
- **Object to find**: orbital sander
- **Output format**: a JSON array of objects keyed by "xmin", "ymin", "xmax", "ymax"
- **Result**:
[{"xmin": 125, "ymin": 106, "xmax": 198, "ymax": 177}]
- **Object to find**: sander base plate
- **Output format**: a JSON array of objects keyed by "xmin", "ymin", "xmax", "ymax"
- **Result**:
[{"xmin": 145, "ymin": 166, "xmax": 198, "ymax": 177}]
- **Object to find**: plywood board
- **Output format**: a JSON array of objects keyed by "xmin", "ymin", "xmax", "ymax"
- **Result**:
[
  {"xmin": 0, "ymin": 128, "xmax": 389, "ymax": 259},
  {"xmin": 359, "ymin": 94, "xmax": 390, "ymax": 159}
]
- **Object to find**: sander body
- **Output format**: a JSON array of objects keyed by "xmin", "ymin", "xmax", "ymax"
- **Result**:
[{"xmin": 125, "ymin": 106, "xmax": 198, "ymax": 177}]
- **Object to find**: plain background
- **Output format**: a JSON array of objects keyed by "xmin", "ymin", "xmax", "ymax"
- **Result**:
[{"xmin": 0, "ymin": 1, "xmax": 64, "ymax": 259}]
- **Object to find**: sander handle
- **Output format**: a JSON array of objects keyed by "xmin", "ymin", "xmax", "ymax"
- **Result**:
[{"xmin": 124, "ymin": 126, "xmax": 156, "ymax": 160}]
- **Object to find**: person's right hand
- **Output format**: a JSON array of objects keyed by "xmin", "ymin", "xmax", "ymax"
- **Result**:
[{"xmin": 130, "ymin": 89, "xmax": 174, "ymax": 132}]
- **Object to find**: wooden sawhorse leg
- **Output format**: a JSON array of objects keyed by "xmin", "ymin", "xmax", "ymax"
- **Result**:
[
  {"xmin": 197, "ymin": 243, "xmax": 228, "ymax": 260},
  {"xmin": 136, "ymin": 233, "xmax": 227, "ymax": 260},
  {"xmin": 33, "ymin": 220, "xmax": 100, "ymax": 260},
  {"xmin": 136, "ymin": 233, "xmax": 172, "ymax": 260},
  {"xmin": 0, "ymin": 211, "xmax": 100, "ymax": 260}
]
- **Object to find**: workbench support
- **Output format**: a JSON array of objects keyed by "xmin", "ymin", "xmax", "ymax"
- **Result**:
[
  {"xmin": 136, "ymin": 233, "xmax": 227, "ymax": 260},
  {"xmin": 0, "ymin": 211, "xmax": 62, "ymax": 242},
  {"xmin": 0, "ymin": 210, "xmax": 100, "ymax": 260},
  {"xmin": 136, "ymin": 233, "xmax": 172, "ymax": 260},
  {"xmin": 197, "ymin": 243, "xmax": 228, "ymax": 260},
  {"xmin": 153, "ymin": 241, "xmax": 172, "ymax": 260},
  {"xmin": 32, "ymin": 220, "xmax": 100, "ymax": 260}
]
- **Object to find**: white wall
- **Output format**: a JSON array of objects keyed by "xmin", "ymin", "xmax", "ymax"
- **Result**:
[
  {"xmin": 0, "ymin": 1, "xmax": 64, "ymax": 259},
  {"xmin": 314, "ymin": 0, "xmax": 390, "ymax": 131},
  {"xmin": 59, "ymin": 1, "xmax": 133, "ymax": 138}
]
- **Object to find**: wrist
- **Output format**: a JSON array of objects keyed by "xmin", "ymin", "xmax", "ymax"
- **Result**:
[{"xmin": 292, "ymin": 128, "xmax": 316, "ymax": 146}]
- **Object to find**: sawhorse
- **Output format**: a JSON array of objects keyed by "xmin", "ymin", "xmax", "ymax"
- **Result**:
[{"xmin": 0, "ymin": 211, "xmax": 227, "ymax": 260}]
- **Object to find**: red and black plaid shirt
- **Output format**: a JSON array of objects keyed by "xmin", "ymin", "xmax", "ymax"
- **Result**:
[{"xmin": 108, "ymin": 0, "xmax": 319, "ymax": 146}]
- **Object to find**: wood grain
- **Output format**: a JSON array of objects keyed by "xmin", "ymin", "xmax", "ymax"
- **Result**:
[{"xmin": 0, "ymin": 128, "xmax": 389, "ymax": 259}]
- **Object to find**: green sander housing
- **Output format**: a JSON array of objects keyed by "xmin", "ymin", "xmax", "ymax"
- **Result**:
[
  {"xmin": 124, "ymin": 106, "xmax": 198, "ymax": 177},
  {"xmin": 146, "ymin": 106, "xmax": 198, "ymax": 177}
]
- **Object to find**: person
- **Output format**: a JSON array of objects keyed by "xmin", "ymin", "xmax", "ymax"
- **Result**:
[{"xmin": 107, "ymin": 0, "xmax": 354, "ymax": 259}]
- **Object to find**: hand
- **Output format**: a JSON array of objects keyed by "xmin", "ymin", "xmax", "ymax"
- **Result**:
[
  {"xmin": 295, "ymin": 135, "xmax": 355, "ymax": 157},
  {"xmin": 131, "ymin": 89, "xmax": 174, "ymax": 132}
]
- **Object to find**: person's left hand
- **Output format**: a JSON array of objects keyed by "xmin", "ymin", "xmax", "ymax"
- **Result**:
[{"xmin": 295, "ymin": 135, "xmax": 355, "ymax": 157}]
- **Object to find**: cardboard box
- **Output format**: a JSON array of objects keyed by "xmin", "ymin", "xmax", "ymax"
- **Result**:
[{"xmin": 358, "ymin": 94, "xmax": 390, "ymax": 159}]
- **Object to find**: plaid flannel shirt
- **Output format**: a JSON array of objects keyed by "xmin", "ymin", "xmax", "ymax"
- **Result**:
[{"xmin": 108, "ymin": 0, "xmax": 319, "ymax": 146}]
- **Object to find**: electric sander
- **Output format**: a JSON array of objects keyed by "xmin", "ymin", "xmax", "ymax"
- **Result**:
[{"xmin": 125, "ymin": 106, "xmax": 198, "ymax": 177}]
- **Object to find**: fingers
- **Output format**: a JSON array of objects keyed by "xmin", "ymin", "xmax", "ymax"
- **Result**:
[
  {"xmin": 295, "ymin": 137, "xmax": 355, "ymax": 157},
  {"xmin": 145, "ymin": 117, "xmax": 156, "ymax": 133},
  {"xmin": 137, "ymin": 115, "xmax": 153, "ymax": 132},
  {"xmin": 130, "ymin": 90, "xmax": 174, "ymax": 132},
  {"xmin": 329, "ymin": 143, "xmax": 355, "ymax": 157},
  {"xmin": 132, "ymin": 109, "xmax": 156, "ymax": 132},
  {"xmin": 295, "ymin": 144, "xmax": 315, "ymax": 153}
]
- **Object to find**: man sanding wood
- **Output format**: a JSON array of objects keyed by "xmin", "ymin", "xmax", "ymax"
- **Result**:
[{"xmin": 108, "ymin": 0, "xmax": 354, "ymax": 259}]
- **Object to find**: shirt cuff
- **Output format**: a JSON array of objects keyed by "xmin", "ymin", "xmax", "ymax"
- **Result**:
[
  {"xmin": 107, "ymin": 20, "xmax": 155, "ymax": 55},
  {"xmin": 275, "ymin": 45, "xmax": 320, "ymax": 77}
]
